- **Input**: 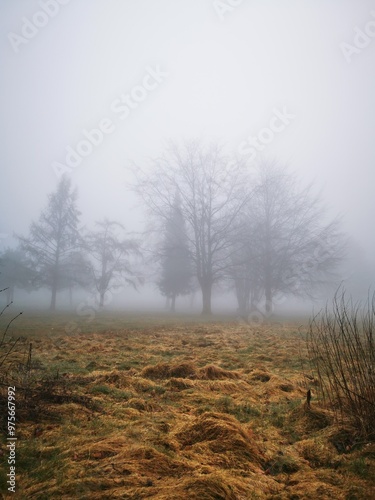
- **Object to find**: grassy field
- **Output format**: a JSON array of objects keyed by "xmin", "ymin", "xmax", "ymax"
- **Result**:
[{"xmin": 1, "ymin": 311, "xmax": 374, "ymax": 499}]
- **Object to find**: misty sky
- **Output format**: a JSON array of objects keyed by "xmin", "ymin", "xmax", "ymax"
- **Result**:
[{"xmin": 1, "ymin": 0, "xmax": 375, "ymax": 266}]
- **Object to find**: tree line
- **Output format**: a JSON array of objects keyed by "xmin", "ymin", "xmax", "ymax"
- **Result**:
[{"xmin": 1, "ymin": 141, "xmax": 344, "ymax": 315}]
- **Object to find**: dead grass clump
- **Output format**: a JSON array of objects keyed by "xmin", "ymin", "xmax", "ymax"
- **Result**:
[
  {"xmin": 285, "ymin": 474, "xmax": 344, "ymax": 500},
  {"xmin": 95, "ymin": 370, "xmax": 128, "ymax": 386},
  {"xmin": 169, "ymin": 362, "xmax": 197, "ymax": 378},
  {"xmin": 182, "ymin": 474, "xmax": 242, "ymax": 500},
  {"xmin": 141, "ymin": 363, "xmax": 170, "ymax": 379},
  {"xmin": 205, "ymin": 380, "xmax": 244, "ymax": 393},
  {"xmin": 27, "ymin": 477, "xmax": 115, "ymax": 499},
  {"xmin": 126, "ymin": 398, "xmax": 160, "ymax": 412},
  {"xmin": 197, "ymin": 364, "xmax": 240, "ymax": 380},
  {"xmin": 126, "ymin": 446, "xmax": 191, "ymax": 476},
  {"xmin": 255, "ymin": 354, "xmax": 273, "ymax": 361},
  {"xmin": 264, "ymin": 452, "xmax": 300, "ymax": 475},
  {"xmin": 131, "ymin": 377, "xmax": 157, "ymax": 393},
  {"xmin": 72, "ymin": 436, "xmax": 127, "ymax": 461},
  {"xmin": 250, "ymin": 369, "xmax": 271, "ymax": 382},
  {"xmin": 61, "ymin": 372, "xmax": 97, "ymax": 386},
  {"xmin": 288, "ymin": 405, "xmax": 332, "ymax": 434},
  {"xmin": 279, "ymin": 383, "xmax": 294, "ymax": 392},
  {"xmin": 176, "ymin": 412, "xmax": 264, "ymax": 468},
  {"xmin": 327, "ymin": 427, "xmax": 362, "ymax": 454},
  {"xmin": 141, "ymin": 362, "xmax": 197, "ymax": 380},
  {"xmin": 153, "ymin": 436, "xmax": 179, "ymax": 453},
  {"xmin": 166, "ymin": 377, "xmax": 195, "ymax": 390},
  {"xmin": 296, "ymin": 439, "xmax": 337, "ymax": 468}
]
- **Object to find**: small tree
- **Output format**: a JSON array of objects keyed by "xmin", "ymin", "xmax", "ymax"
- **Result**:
[
  {"xmin": 19, "ymin": 176, "xmax": 81, "ymax": 310},
  {"xmin": 157, "ymin": 193, "xmax": 193, "ymax": 312},
  {"xmin": 85, "ymin": 219, "xmax": 141, "ymax": 307}
]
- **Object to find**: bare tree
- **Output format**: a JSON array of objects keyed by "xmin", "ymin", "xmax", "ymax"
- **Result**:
[
  {"xmin": 231, "ymin": 161, "xmax": 345, "ymax": 314},
  {"xmin": 18, "ymin": 176, "xmax": 81, "ymax": 310},
  {"xmin": 131, "ymin": 141, "xmax": 251, "ymax": 315},
  {"xmin": 85, "ymin": 219, "xmax": 141, "ymax": 308}
]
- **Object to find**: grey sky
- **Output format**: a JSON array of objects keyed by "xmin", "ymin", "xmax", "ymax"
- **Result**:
[{"xmin": 1, "ymin": 0, "xmax": 375, "ymax": 265}]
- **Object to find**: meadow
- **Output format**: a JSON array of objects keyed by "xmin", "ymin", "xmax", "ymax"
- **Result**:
[{"xmin": 1, "ymin": 311, "xmax": 374, "ymax": 499}]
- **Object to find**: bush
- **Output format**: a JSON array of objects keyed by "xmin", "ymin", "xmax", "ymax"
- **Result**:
[
  {"xmin": 307, "ymin": 290, "xmax": 375, "ymax": 439},
  {"xmin": 0, "ymin": 294, "xmax": 24, "ymax": 387}
]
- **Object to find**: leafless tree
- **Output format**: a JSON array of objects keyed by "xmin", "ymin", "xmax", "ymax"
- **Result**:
[
  {"xmin": 131, "ymin": 140, "xmax": 251, "ymax": 314},
  {"xmin": 232, "ymin": 161, "xmax": 345, "ymax": 315},
  {"xmin": 85, "ymin": 219, "xmax": 141, "ymax": 308}
]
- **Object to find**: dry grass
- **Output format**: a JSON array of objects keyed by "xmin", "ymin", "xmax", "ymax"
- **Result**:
[{"xmin": 0, "ymin": 312, "xmax": 374, "ymax": 499}]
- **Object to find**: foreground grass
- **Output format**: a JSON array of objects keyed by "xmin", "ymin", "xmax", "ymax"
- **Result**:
[{"xmin": 1, "ymin": 312, "xmax": 374, "ymax": 499}]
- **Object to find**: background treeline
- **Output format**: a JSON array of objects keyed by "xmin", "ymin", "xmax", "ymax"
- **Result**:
[{"xmin": 1, "ymin": 141, "xmax": 346, "ymax": 315}]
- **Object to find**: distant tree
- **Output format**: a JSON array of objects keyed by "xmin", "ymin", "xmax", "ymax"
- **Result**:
[
  {"xmin": 132, "ymin": 140, "xmax": 250, "ymax": 315},
  {"xmin": 157, "ymin": 192, "xmax": 193, "ymax": 312},
  {"xmin": 231, "ymin": 161, "xmax": 345, "ymax": 315},
  {"xmin": 0, "ymin": 248, "xmax": 37, "ymax": 303},
  {"xmin": 85, "ymin": 219, "xmax": 141, "ymax": 308},
  {"xmin": 18, "ymin": 176, "xmax": 81, "ymax": 310}
]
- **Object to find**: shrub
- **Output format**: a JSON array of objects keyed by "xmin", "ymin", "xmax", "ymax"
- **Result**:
[
  {"xmin": 0, "ymin": 294, "xmax": 27, "ymax": 411},
  {"xmin": 307, "ymin": 290, "xmax": 375, "ymax": 439}
]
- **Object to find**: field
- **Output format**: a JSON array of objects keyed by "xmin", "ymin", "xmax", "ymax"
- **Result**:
[{"xmin": 1, "ymin": 311, "xmax": 375, "ymax": 499}]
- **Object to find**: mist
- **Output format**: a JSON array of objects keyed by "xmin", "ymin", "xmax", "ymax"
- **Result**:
[{"xmin": 1, "ymin": 0, "xmax": 375, "ymax": 319}]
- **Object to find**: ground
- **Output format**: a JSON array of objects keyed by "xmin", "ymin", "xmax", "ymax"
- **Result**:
[{"xmin": 1, "ymin": 311, "xmax": 374, "ymax": 499}]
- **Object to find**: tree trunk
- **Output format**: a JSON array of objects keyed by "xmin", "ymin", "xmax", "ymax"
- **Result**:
[
  {"xmin": 99, "ymin": 291, "xmax": 105, "ymax": 308},
  {"xmin": 170, "ymin": 294, "xmax": 176, "ymax": 312},
  {"xmin": 201, "ymin": 281, "xmax": 212, "ymax": 315},
  {"xmin": 235, "ymin": 277, "xmax": 249, "ymax": 317},
  {"xmin": 189, "ymin": 292, "xmax": 195, "ymax": 310},
  {"xmin": 50, "ymin": 286, "xmax": 57, "ymax": 311},
  {"xmin": 265, "ymin": 284, "xmax": 272, "ymax": 315},
  {"xmin": 50, "ymin": 255, "xmax": 59, "ymax": 311}
]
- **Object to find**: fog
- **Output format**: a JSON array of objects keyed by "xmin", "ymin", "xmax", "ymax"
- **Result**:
[{"xmin": 1, "ymin": 0, "xmax": 375, "ymax": 317}]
